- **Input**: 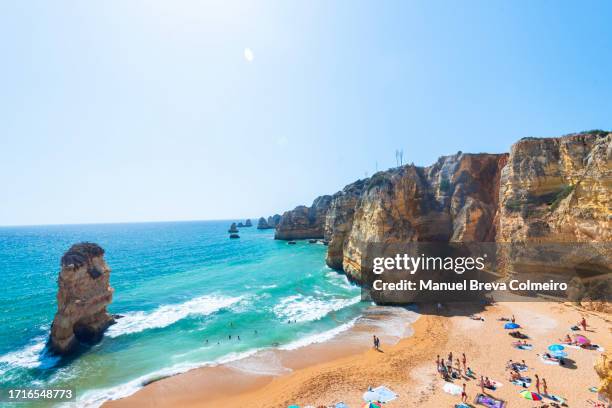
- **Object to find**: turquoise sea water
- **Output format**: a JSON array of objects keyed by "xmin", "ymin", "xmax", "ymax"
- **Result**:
[{"xmin": 0, "ymin": 221, "xmax": 366, "ymax": 406}]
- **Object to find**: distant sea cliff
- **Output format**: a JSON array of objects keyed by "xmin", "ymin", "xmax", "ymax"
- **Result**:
[{"xmin": 265, "ymin": 131, "xmax": 611, "ymax": 289}]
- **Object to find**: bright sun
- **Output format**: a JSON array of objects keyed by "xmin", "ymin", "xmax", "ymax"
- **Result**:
[{"xmin": 243, "ymin": 48, "xmax": 254, "ymax": 62}]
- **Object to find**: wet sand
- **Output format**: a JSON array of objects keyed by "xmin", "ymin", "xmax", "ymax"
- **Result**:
[{"xmin": 105, "ymin": 302, "xmax": 610, "ymax": 408}]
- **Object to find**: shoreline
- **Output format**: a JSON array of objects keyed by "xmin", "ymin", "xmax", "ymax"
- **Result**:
[
  {"xmin": 105, "ymin": 301, "xmax": 609, "ymax": 408},
  {"xmin": 100, "ymin": 305, "xmax": 419, "ymax": 408}
]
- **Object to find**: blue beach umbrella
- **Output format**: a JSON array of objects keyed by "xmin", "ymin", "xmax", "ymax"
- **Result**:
[
  {"xmin": 551, "ymin": 350, "xmax": 568, "ymax": 358},
  {"xmin": 504, "ymin": 322, "xmax": 520, "ymax": 329},
  {"xmin": 548, "ymin": 344, "xmax": 565, "ymax": 352}
]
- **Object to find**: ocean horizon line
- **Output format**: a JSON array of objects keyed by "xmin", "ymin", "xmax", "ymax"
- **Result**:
[{"xmin": 0, "ymin": 217, "xmax": 267, "ymax": 229}]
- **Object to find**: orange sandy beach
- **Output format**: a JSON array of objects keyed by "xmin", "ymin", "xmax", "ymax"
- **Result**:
[{"xmin": 106, "ymin": 302, "xmax": 610, "ymax": 408}]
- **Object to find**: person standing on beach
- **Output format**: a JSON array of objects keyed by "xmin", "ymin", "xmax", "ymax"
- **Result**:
[
  {"xmin": 480, "ymin": 376, "xmax": 485, "ymax": 395},
  {"xmin": 580, "ymin": 317, "xmax": 588, "ymax": 331},
  {"xmin": 373, "ymin": 335, "xmax": 377, "ymax": 349},
  {"xmin": 542, "ymin": 378, "xmax": 548, "ymax": 396},
  {"xmin": 535, "ymin": 374, "xmax": 540, "ymax": 394},
  {"xmin": 455, "ymin": 358, "xmax": 462, "ymax": 377},
  {"xmin": 461, "ymin": 383, "xmax": 467, "ymax": 402},
  {"xmin": 462, "ymin": 353, "xmax": 467, "ymax": 372}
]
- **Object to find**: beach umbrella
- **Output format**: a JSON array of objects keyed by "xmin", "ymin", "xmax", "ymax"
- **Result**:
[
  {"xmin": 548, "ymin": 344, "xmax": 565, "ymax": 352},
  {"xmin": 372, "ymin": 386, "xmax": 397, "ymax": 403},
  {"xmin": 335, "ymin": 404, "xmax": 349, "ymax": 408},
  {"xmin": 551, "ymin": 350, "xmax": 568, "ymax": 358},
  {"xmin": 362, "ymin": 390, "xmax": 378, "ymax": 402},
  {"xmin": 504, "ymin": 322, "xmax": 520, "ymax": 329},
  {"xmin": 363, "ymin": 386, "xmax": 397, "ymax": 403},
  {"xmin": 520, "ymin": 390, "xmax": 542, "ymax": 401},
  {"xmin": 574, "ymin": 334, "xmax": 591, "ymax": 345},
  {"xmin": 362, "ymin": 403, "xmax": 382, "ymax": 408}
]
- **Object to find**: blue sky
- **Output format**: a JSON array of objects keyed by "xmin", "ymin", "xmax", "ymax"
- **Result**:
[{"xmin": 1, "ymin": 0, "xmax": 610, "ymax": 226}]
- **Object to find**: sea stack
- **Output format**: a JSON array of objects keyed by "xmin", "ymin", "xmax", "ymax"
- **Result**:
[
  {"xmin": 228, "ymin": 222, "xmax": 239, "ymax": 233},
  {"xmin": 257, "ymin": 217, "xmax": 269, "ymax": 229},
  {"xmin": 49, "ymin": 243, "xmax": 114, "ymax": 355},
  {"xmin": 245, "ymin": 219, "xmax": 252, "ymax": 227}
]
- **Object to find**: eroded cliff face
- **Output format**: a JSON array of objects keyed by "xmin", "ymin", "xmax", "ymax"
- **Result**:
[
  {"xmin": 324, "ymin": 180, "xmax": 367, "ymax": 269},
  {"xmin": 498, "ymin": 132, "xmax": 611, "ymax": 243},
  {"xmin": 496, "ymin": 132, "xmax": 611, "ymax": 281},
  {"xmin": 49, "ymin": 243, "xmax": 114, "ymax": 355},
  {"xmin": 274, "ymin": 131, "xmax": 610, "ymax": 284},
  {"xmin": 341, "ymin": 153, "xmax": 507, "ymax": 282},
  {"xmin": 275, "ymin": 196, "xmax": 333, "ymax": 240}
]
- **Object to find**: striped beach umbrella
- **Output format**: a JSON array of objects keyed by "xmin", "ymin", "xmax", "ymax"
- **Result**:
[
  {"xmin": 519, "ymin": 390, "xmax": 542, "ymax": 401},
  {"xmin": 362, "ymin": 403, "xmax": 382, "ymax": 408}
]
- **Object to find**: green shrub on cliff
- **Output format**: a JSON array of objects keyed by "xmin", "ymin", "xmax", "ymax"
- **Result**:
[
  {"xmin": 549, "ymin": 184, "xmax": 575, "ymax": 211},
  {"xmin": 439, "ymin": 177, "xmax": 451, "ymax": 193}
]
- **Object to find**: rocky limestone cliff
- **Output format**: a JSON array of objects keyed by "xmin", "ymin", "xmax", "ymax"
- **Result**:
[
  {"xmin": 275, "ymin": 196, "xmax": 333, "ymax": 240},
  {"xmin": 595, "ymin": 351, "xmax": 612, "ymax": 405},
  {"xmin": 324, "ymin": 179, "xmax": 368, "ymax": 269},
  {"xmin": 274, "ymin": 131, "xmax": 610, "ymax": 284},
  {"xmin": 257, "ymin": 217, "xmax": 270, "ymax": 229},
  {"xmin": 268, "ymin": 214, "xmax": 281, "ymax": 228},
  {"xmin": 496, "ymin": 132, "xmax": 611, "ymax": 282},
  {"xmin": 498, "ymin": 131, "xmax": 611, "ymax": 243},
  {"xmin": 49, "ymin": 243, "xmax": 114, "ymax": 355},
  {"xmin": 257, "ymin": 214, "xmax": 282, "ymax": 229},
  {"xmin": 340, "ymin": 153, "xmax": 507, "ymax": 282}
]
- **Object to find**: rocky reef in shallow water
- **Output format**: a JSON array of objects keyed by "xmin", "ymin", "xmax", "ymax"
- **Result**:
[
  {"xmin": 49, "ymin": 243, "xmax": 114, "ymax": 355},
  {"xmin": 273, "ymin": 131, "xmax": 611, "ymax": 284}
]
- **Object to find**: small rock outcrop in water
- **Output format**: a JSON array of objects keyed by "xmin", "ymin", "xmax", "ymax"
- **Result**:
[
  {"xmin": 237, "ymin": 222, "xmax": 245, "ymax": 228},
  {"xmin": 257, "ymin": 217, "xmax": 269, "ymax": 229},
  {"xmin": 257, "ymin": 214, "xmax": 282, "ymax": 229},
  {"xmin": 49, "ymin": 243, "xmax": 114, "ymax": 355},
  {"xmin": 245, "ymin": 219, "xmax": 252, "ymax": 227},
  {"xmin": 228, "ymin": 223, "xmax": 239, "ymax": 233},
  {"xmin": 229, "ymin": 233, "xmax": 240, "ymax": 239}
]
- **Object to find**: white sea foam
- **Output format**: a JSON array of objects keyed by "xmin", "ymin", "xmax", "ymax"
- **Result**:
[
  {"xmin": 0, "ymin": 335, "xmax": 59, "ymax": 375},
  {"xmin": 273, "ymin": 294, "xmax": 361, "ymax": 322},
  {"xmin": 225, "ymin": 350, "xmax": 291, "ymax": 376},
  {"xmin": 325, "ymin": 270, "xmax": 356, "ymax": 290},
  {"xmin": 72, "ymin": 348, "xmax": 263, "ymax": 408},
  {"xmin": 106, "ymin": 295, "xmax": 243, "ymax": 338},
  {"xmin": 279, "ymin": 318, "xmax": 358, "ymax": 350}
]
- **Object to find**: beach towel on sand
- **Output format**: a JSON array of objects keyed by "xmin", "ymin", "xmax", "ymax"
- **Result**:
[
  {"xmin": 511, "ymin": 379, "xmax": 531, "ymax": 387},
  {"xmin": 544, "ymin": 394, "xmax": 566, "ymax": 404},
  {"xmin": 475, "ymin": 393, "xmax": 505, "ymax": 408},
  {"xmin": 443, "ymin": 382, "xmax": 463, "ymax": 395}
]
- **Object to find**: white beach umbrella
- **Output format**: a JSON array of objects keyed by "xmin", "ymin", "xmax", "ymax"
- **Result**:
[{"xmin": 363, "ymin": 386, "xmax": 398, "ymax": 403}]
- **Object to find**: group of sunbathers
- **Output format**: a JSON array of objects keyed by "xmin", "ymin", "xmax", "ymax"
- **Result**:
[{"xmin": 436, "ymin": 352, "xmax": 471, "ymax": 381}]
